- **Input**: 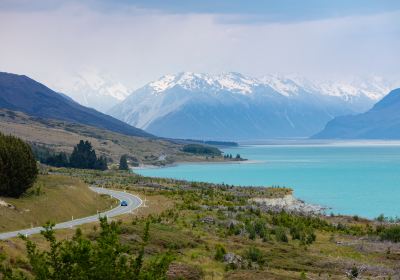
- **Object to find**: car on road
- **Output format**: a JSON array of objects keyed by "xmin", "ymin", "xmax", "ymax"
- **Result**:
[{"xmin": 120, "ymin": 200, "xmax": 128, "ymax": 206}]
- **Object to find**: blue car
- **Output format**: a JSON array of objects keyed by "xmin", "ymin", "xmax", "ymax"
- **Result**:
[{"xmin": 120, "ymin": 201, "xmax": 128, "ymax": 206}]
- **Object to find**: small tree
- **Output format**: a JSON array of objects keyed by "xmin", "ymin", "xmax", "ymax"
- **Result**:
[
  {"xmin": 119, "ymin": 155, "xmax": 129, "ymax": 171},
  {"xmin": 0, "ymin": 133, "xmax": 38, "ymax": 197}
]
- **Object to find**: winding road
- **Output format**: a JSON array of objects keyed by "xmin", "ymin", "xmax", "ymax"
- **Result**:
[{"xmin": 0, "ymin": 187, "xmax": 142, "ymax": 240}]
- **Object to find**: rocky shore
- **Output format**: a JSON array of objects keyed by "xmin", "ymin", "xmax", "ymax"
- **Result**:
[{"xmin": 250, "ymin": 194, "xmax": 328, "ymax": 215}]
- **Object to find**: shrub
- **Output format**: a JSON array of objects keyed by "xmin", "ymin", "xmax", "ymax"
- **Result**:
[
  {"xmin": 380, "ymin": 226, "xmax": 400, "ymax": 242},
  {"xmin": 0, "ymin": 133, "xmax": 38, "ymax": 197},
  {"xmin": 244, "ymin": 246, "xmax": 265, "ymax": 266},
  {"xmin": 275, "ymin": 227, "xmax": 289, "ymax": 243},
  {"xmin": 214, "ymin": 244, "xmax": 227, "ymax": 261},
  {"xmin": 0, "ymin": 217, "xmax": 174, "ymax": 279}
]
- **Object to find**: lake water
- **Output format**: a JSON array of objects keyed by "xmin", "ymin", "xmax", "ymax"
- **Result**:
[{"xmin": 136, "ymin": 143, "xmax": 400, "ymax": 219}]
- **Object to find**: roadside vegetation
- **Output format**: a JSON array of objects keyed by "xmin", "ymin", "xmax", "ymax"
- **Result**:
[
  {"xmin": 0, "ymin": 174, "xmax": 116, "ymax": 232},
  {"xmin": 2, "ymin": 167, "xmax": 400, "ymax": 279}
]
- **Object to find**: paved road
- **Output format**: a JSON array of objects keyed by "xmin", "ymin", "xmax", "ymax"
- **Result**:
[{"xmin": 0, "ymin": 187, "xmax": 142, "ymax": 240}]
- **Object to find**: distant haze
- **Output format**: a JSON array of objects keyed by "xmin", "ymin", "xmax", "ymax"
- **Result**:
[{"xmin": 0, "ymin": 0, "xmax": 399, "ymax": 93}]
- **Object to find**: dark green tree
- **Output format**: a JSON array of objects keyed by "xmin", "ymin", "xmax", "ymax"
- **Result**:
[
  {"xmin": 119, "ymin": 155, "xmax": 129, "ymax": 170},
  {"xmin": 0, "ymin": 133, "xmax": 38, "ymax": 197},
  {"xmin": 69, "ymin": 140, "xmax": 107, "ymax": 170},
  {"xmin": 95, "ymin": 156, "xmax": 108, "ymax": 171},
  {"xmin": 46, "ymin": 152, "xmax": 69, "ymax": 167},
  {"xmin": 69, "ymin": 140, "xmax": 97, "ymax": 169}
]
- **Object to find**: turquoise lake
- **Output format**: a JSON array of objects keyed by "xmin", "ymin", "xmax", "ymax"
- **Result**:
[{"xmin": 136, "ymin": 144, "xmax": 400, "ymax": 219}]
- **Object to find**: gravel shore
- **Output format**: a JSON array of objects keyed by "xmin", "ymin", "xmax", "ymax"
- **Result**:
[{"xmin": 250, "ymin": 195, "xmax": 329, "ymax": 215}]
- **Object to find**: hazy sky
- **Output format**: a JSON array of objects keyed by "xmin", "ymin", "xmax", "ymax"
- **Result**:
[{"xmin": 0, "ymin": 0, "xmax": 399, "ymax": 89}]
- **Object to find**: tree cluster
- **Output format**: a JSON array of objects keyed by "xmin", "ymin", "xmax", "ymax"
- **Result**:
[
  {"xmin": 70, "ymin": 140, "xmax": 107, "ymax": 170},
  {"xmin": 182, "ymin": 144, "xmax": 222, "ymax": 156},
  {"xmin": 223, "ymin": 153, "xmax": 241, "ymax": 159},
  {"xmin": 0, "ymin": 133, "xmax": 38, "ymax": 197},
  {"xmin": 33, "ymin": 140, "xmax": 108, "ymax": 171}
]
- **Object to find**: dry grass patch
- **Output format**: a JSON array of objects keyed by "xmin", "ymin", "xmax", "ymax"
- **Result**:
[{"xmin": 0, "ymin": 174, "xmax": 116, "ymax": 232}]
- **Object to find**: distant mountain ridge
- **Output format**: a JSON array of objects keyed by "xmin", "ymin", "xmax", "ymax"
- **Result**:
[
  {"xmin": 109, "ymin": 72, "xmax": 393, "ymax": 140},
  {"xmin": 313, "ymin": 88, "xmax": 400, "ymax": 139},
  {"xmin": 0, "ymin": 72, "xmax": 152, "ymax": 138},
  {"xmin": 54, "ymin": 71, "xmax": 131, "ymax": 112}
]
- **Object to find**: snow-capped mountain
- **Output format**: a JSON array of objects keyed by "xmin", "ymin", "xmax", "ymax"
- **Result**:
[
  {"xmin": 108, "ymin": 72, "xmax": 395, "ymax": 140},
  {"xmin": 55, "ymin": 71, "xmax": 130, "ymax": 112}
]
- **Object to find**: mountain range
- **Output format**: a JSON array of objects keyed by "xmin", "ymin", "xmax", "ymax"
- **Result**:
[
  {"xmin": 0, "ymin": 72, "xmax": 152, "ymax": 138},
  {"xmin": 108, "ymin": 72, "xmax": 393, "ymax": 140},
  {"xmin": 313, "ymin": 88, "xmax": 400, "ymax": 139}
]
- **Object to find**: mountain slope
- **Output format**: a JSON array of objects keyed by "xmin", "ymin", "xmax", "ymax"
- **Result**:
[
  {"xmin": 313, "ymin": 88, "xmax": 400, "ymax": 139},
  {"xmin": 0, "ymin": 108, "xmax": 215, "ymax": 165},
  {"xmin": 0, "ymin": 72, "xmax": 152, "ymax": 138},
  {"xmin": 53, "ymin": 71, "xmax": 130, "ymax": 112},
  {"xmin": 109, "ymin": 72, "xmax": 390, "ymax": 140}
]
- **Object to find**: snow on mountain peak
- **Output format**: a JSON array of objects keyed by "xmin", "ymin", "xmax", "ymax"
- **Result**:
[
  {"xmin": 148, "ymin": 72, "xmax": 259, "ymax": 94},
  {"xmin": 144, "ymin": 72, "xmax": 395, "ymax": 102},
  {"xmin": 260, "ymin": 75, "xmax": 301, "ymax": 96},
  {"xmin": 54, "ymin": 70, "xmax": 131, "ymax": 112},
  {"xmin": 139, "ymin": 72, "xmax": 399, "ymax": 111}
]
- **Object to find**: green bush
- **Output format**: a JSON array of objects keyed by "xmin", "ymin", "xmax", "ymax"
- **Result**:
[
  {"xmin": 244, "ymin": 246, "xmax": 265, "ymax": 266},
  {"xmin": 275, "ymin": 227, "xmax": 289, "ymax": 243},
  {"xmin": 0, "ymin": 218, "xmax": 174, "ymax": 279},
  {"xmin": 0, "ymin": 133, "xmax": 38, "ymax": 197},
  {"xmin": 214, "ymin": 244, "xmax": 227, "ymax": 261},
  {"xmin": 380, "ymin": 226, "xmax": 400, "ymax": 242}
]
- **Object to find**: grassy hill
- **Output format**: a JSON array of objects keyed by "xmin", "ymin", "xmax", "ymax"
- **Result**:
[
  {"xmin": 0, "ymin": 109, "xmax": 226, "ymax": 166},
  {"xmin": 0, "ymin": 174, "xmax": 116, "ymax": 232}
]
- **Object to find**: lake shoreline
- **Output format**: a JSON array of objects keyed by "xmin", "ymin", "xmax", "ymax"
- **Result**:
[
  {"xmin": 135, "ymin": 143, "xmax": 400, "ymax": 219},
  {"xmin": 132, "ymin": 159, "xmax": 263, "ymax": 170}
]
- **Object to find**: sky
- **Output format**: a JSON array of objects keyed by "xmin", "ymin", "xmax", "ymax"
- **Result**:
[{"xmin": 0, "ymin": 0, "xmax": 399, "ymax": 90}]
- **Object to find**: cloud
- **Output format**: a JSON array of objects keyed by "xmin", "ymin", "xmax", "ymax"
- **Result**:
[{"xmin": 0, "ymin": 2, "xmax": 399, "ymax": 91}]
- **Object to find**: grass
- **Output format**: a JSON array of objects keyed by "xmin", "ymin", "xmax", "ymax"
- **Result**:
[{"xmin": 0, "ymin": 174, "xmax": 116, "ymax": 232}]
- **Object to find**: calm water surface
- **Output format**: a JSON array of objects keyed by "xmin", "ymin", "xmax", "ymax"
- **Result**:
[{"xmin": 136, "ymin": 144, "xmax": 400, "ymax": 218}]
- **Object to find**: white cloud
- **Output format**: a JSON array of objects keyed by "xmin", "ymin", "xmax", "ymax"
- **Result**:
[{"xmin": 0, "ymin": 2, "xmax": 399, "ymax": 92}]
